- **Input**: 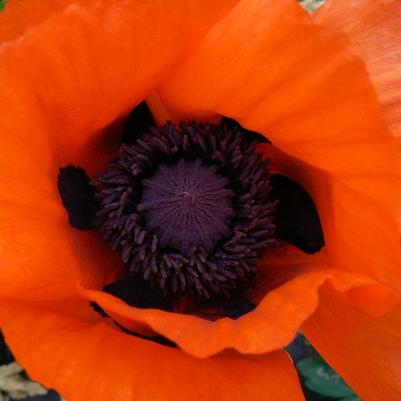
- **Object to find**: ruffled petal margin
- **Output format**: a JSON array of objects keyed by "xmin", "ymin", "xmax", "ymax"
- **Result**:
[
  {"xmin": 78, "ymin": 245, "xmax": 398, "ymax": 358},
  {"xmin": 0, "ymin": 301, "xmax": 306, "ymax": 401},
  {"xmin": 0, "ymin": 0, "xmax": 74, "ymax": 44},
  {"xmin": 0, "ymin": 0, "xmax": 179, "ymax": 299},
  {"xmin": 154, "ymin": 0, "xmax": 401, "ymax": 295},
  {"xmin": 1, "ymin": 3, "xmax": 401, "ymax": 396},
  {"xmin": 303, "ymin": 285, "xmax": 401, "ymax": 401},
  {"xmin": 314, "ymin": 0, "xmax": 401, "ymax": 138},
  {"xmin": 0, "ymin": 0, "xmax": 239, "ymax": 300}
]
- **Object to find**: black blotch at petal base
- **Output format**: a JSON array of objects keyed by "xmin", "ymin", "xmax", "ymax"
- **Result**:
[
  {"xmin": 57, "ymin": 166, "xmax": 98, "ymax": 230},
  {"xmin": 221, "ymin": 116, "xmax": 271, "ymax": 144},
  {"xmin": 91, "ymin": 276, "xmax": 177, "ymax": 347},
  {"xmin": 270, "ymin": 174, "xmax": 324, "ymax": 254},
  {"xmin": 91, "ymin": 301, "xmax": 176, "ymax": 348},
  {"xmin": 121, "ymin": 101, "xmax": 155, "ymax": 145},
  {"xmin": 102, "ymin": 276, "xmax": 174, "ymax": 311},
  {"xmin": 194, "ymin": 290, "xmax": 256, "ymax": 320}
]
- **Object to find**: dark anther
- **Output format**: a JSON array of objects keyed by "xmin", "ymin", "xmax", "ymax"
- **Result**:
[
  {"xmin": 92, "ymin": 121, "xmax": 278, "ymax": 300},
  {"xmin": 90, "ymin": 302, "xmax": 176, "ymax": 347},
  {"xmin": 57, "ymin": 166, "xmax": 98, "ymax": 229},
  {"xmin": 270, "ymin": 174, "xmax": 324, "ymax": 254},
  {"xmin": 221, "ymin": 116, "xmax": 271, "ymax": 144},
  {"xmin": 121, "ymin": 101, "xmax": 155, "ymax": 145}
]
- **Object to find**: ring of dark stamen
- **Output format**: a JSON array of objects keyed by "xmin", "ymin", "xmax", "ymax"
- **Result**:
[{"xmin": 92, "ymin": 121, "xmax": 277, "ymax": 299}]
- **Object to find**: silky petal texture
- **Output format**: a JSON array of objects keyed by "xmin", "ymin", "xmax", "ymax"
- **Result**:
[
  {"xmin": 0, "ymin": 0, "xmax": 74, "ymax": 44},
  {"xmin": 155, "ymin": 0, "xmax": 401, "ymax": 292},
  {"xmin": 302, "ymin": 285, "xmax": 401, "ymax": 401},
  {"xmin": 0, "ymin": 301, "xmax": 306, "ymax": 401},
  {"xmin": 314, "ymin": 0, "xmax": 401, "ymax": 138},
  {"xmin": 0, "ymin": 1, "xmax": 177, "ymax": 299},
  {"xmin": 1, "ymin": 0, "xmax": 399, "ymax": 390},
  {"xmin": 0, "ymin": 0, "xmax": 240, "ymax": 300},
  {"xmin": 77, "ymin": 245, "xmax": 396, "ymax": 358},
  {"xmin": 0, "ymin": 0, "xmax": 240, "ymax": 46}
]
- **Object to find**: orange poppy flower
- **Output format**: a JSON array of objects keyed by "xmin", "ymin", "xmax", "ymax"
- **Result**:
[{"xmin": 0, "ymin": 0, "xmax": 401, "ymax": 400}]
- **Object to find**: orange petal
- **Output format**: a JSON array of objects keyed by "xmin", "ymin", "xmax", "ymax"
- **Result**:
[
  {"xmin": 157, "ymin": 0, "xmax": 386, "ymax": 153},
  {"xmin": 0, "ymin": 0, "xmax": 74, "ymax": 44},
  {"xmin": 0, "ymin": 0, "xmax": 188, "ymax": 300},
  {"xmin": 0, "ymin": 300, "xmax": 306, "ymax": 401},
  {"xmin": 262, "ymin": 142, "xmax": 401, "ymax": 295},
  {"xmin": 0, "ymin": 214, "xmax": 120, "ymax": 300},
  {"xmin": 0, "ymin": 0, "xmax": 243, "ymax": 300},
  {"xmin": 302, "ymin": 284, "xmax": 401, "ymax": 401},
  {"xmin": 156, "ymin": 0, "xmax": 401, "ymax": 292},
  {"xmin": 77, "ymin": 245, "xmax": 395, "ymax": 358},
  {"xmin": 314, "ymin": 0, "xmax": 401, "ymax": 138}
]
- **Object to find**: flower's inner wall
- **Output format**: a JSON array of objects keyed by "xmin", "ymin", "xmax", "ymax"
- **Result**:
[{"xmin": 57, "ymin": 102, "xmax": 324, "ymax": 336}]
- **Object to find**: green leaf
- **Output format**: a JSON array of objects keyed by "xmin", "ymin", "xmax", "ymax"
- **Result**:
[
  {"xmin": 341, "ymin": 397, "xmax": 362, "ymax": 401},
  {"xmin": 297, "ymin": 356, "xmax": 355, "ymax": 398},
  {"xmin": 0, "ymin": 1, "xmax": 6, "ymax": 12}
]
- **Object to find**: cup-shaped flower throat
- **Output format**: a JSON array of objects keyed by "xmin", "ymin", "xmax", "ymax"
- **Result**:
[
  {"xmin": 91, "ymin": 121, "xmax": 277, "ymax": 299},
  {"xmin": 58, "ymin": 110, "xmax": 323, "ymax": 325}
]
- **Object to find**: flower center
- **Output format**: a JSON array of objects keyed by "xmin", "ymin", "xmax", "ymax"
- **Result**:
[
  {"xmin": 92, "ymin": 121, "xmax": 278, "ymax": 299},
  {"xmin": 138, "ymin": 159, "xmax": 235, "ymax": 255}
]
